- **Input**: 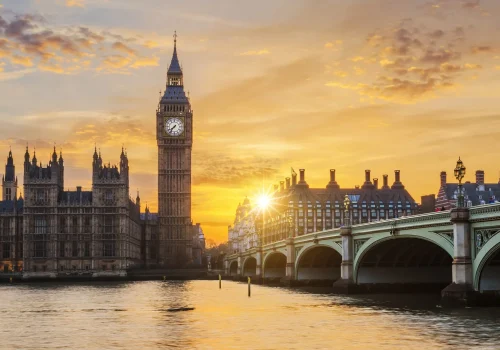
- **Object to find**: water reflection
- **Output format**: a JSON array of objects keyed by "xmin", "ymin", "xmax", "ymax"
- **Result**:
[{"xmin": 1, "ymin": 281, "xmax": 500, "ymax": 349}]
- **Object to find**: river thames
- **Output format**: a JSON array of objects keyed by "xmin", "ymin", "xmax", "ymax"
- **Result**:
[{"xmin": 1, "ymin": 280, "xmax": 500, "ymax": 349}]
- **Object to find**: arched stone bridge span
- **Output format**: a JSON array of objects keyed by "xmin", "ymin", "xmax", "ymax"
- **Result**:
[{"xmin": 225, "ymin": 204, "xmax": 500, "ymax": 306}]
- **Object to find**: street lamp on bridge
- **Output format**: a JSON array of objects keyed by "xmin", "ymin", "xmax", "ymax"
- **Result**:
[
  {"xmin": 343, "ymin": 194, "xmax": 351, "ymax": 227},
  {"xmin": 454, "ymin": 157, "xmax": 466, "ymax": 208}
]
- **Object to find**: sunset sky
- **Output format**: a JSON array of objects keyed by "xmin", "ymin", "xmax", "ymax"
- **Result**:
[{"xmin": 1, "ymin": 0, "xmax": 499, "ymax": 242}]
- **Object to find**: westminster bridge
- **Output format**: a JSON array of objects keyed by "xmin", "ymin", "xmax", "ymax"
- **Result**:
[{"xmin": 224, "ymin": 203, "xmax": 500, "ymax": 306}]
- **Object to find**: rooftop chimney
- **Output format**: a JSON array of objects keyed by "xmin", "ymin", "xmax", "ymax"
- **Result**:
[
  {"xmin": 273, "ymin": 184, "xmax": 278, "ymax": 192},
  {"xmin": 382, "ymin": 174, "xmax": 389, "ymax": 189},
  {"xmin": 292, "ymin": 173, "xmax": 297, "ymax": 186},
  {"xmin": 440, "ymin": 171, "xmax": 447, "ymax": 186},
  {"xmin": 327, "ymin": 169, "xmax": 339, "ymax": 189},
  {"xmin": 362, "ymin": 169, "xmax": 374, "ymax": 189},
  {"xmin": 373, "ymin": 178, "xmax": 379, "ymax": 189},
  {"xmin": 296, "ymin": 169, "xmax": 309, "ymax": 188},
  {"xmin": 476, "ymin": 170, "xmax": 485, "ymax": 185},
  {"xmin": 280, "ymin": 181, "xmax": 284, "ymax": 192},
  {"xmin": 391, "ymin": 170, "xmax": 404, "ymax": 189},
  {"xmin": 286, "ymin": 177, "xmax": 290, "ymax": 189}
]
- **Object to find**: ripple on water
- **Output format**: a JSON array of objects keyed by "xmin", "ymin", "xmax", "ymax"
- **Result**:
[{"xmin": 1, "ymin": 281, "xmax": 500, "ymax": 349}]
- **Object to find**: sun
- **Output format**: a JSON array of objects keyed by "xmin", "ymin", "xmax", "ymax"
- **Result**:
[{"xmin": 257, "ymin": 194, "xmax": 271, "ymax": 210}]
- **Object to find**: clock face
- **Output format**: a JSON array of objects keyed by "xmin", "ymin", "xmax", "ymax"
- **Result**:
[{"xmin": 165, "ymin": 117, "xmax": 184, "ymax": 137}]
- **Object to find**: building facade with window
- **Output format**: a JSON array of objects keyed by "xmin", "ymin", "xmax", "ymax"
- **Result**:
[
  {"xmin": 228, "ymin": 169, "xmax": 418, "ymax": 253},
  {"xmin": 19, "ymin": 147, "xmax": 143, "ymax": 278},
  {"xmin": 435, "ymin": 170, "xmax": 500, "ymax": 210},
  {"xmin": 228, "ymin": 197, "xmax": 257, "ymax": 255},
  {"xmin": 0, "ymin": 148, "xmax": 205, "ymax": 276},
  {"xmin": 0, "ymin": 150, "xmax": 23, "ymax": 273}
]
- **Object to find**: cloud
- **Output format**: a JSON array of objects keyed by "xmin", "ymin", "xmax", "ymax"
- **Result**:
[
  {"xmin": 326, "ymin": 19, "xmax": 486, "ymax": 103},
  {"xmin": 97, "ymin": 55, "xmax": 132, "ymax": 72},
  {"xmin": 324, "ymin": 40, "xmax": 343, "ymax": 50},
  {"xmin": 112, "ymin": 41, "xmax": 137, "ymax": 56},
  {"xmin": 66, "ymin": 0, "xmax": 85, "ymax": 7},
  {"xmin": 9, "ymin": 55, "xmax": 34, "ymax": 67},
  {"xmin": 130, "ymin": 56, "xmax": 159, "ymax": 68},
  {"xmin": 0, "ymin": 14, "xmax": 158, "ymax": 77},
  {"xmin": 39, "ymin": 62, "xmax": 65, "ymax": 74},
  {"xmin": 239, "ymin": 49, "xmax": 270, "ymax": 56},
  {"xmin": 471, "ymin": 46, "xmax": 494, "ymax": 54}
]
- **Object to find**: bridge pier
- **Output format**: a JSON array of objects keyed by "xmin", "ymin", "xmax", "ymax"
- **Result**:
[
  {"xmin": 281, "ymin": 238, "xmax": 296, "ymax": 286},
  {"xmin": 255, "ymin": 249, "xmax": 262, "ymax": 279},
  {"xmin": 441, "ymin": 208, "xmax": 478, "ymax": 307},
  {"xmin": 332, "ymin": 226, "xmax": 359, "ymax": 293}
]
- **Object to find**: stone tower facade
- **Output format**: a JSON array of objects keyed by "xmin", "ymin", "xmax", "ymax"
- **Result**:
[
  {"xmin": 2, "ymin": 150, "xmax": 17, "ymax": 201},
  {"xmin": 156, "ymin": 34, "xmax": 193, "ymax": 267}
]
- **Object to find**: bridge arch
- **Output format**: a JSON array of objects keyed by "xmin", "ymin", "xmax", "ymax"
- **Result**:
[
  {"xmin": 473, "ymin": 230, "xmax": 500, "ymax": 291},
  {"xmin": 242, "ymin": 256, "xmax": 257, "ymax": 277},
  {"xmin": 229, "ymin": 261, "xmax": 238, "ymax": 277},
  {"xmin": 354, "ymin": 233, "xmax": 453, "ymax": 287},
  {"xmin": 263, "ymin": 252, "xmax": 286, "ymax": 279},
  {"xmin": 295, "ymin": 243, "xmax": 342, "ymax": 281}
]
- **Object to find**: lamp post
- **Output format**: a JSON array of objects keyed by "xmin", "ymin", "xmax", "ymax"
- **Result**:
[
  {"xmin": 287, "ymin": 209, "xmax": 295, "ymax": 239},
  {"xmin": 343, "ymin": 194, "xmax": 351, "ymax": 227},
  {"xmin": 454, "ymin": 157, "xmax": 466, "ymax": 208}
]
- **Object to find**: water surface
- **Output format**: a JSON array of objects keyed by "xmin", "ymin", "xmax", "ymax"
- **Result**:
[{"xmin": 1, "ymin": 281, "xmax": 500, "ymax": 349}]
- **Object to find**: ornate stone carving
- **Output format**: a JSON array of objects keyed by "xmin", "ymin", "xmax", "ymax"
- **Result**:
[
  {"xmin": 432, "ymin": 230, "xmax": 454, "ymax": 244},
  {"xmin": 354, "ymin": 239, "xmax": 369, "ymax": 255},
  {"xmin": 475, "ymin": 228, "xmax": 500, "ymax": 254}
]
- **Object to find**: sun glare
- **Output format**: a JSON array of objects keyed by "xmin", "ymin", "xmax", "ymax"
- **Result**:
[{"xmin": 257, "ymin": 194, "xmax": 271, "ymax": 210}]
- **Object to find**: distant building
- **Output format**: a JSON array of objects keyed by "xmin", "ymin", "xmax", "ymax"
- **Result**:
[
  {"xmin": 191, "ymin": 223, "xmax": 205, "ymax": 266},
  {"xmin": 0, "ymin": 148, "xmax": 206, "ymax": 276},
  {"xmin": 419, "ymin": 194, "xmax": 436, "ymax": 214},
  {"xmin": 21, "ymin": 147, "xmax": 142, "ymax": 277},
  {"xmin": 0, "ymin": 150, "xmax": 23, "ymax": 272},
  {"xmin": 140, "ymin": 208, "xmax": 159, "ymax": 269},
  {"xmin": 436, "ymin": 170, "xmax": 500, "ymax": 210},
  {"xmin": 228, "ymin": 169, "xmax": 418, "ymax": 253}
]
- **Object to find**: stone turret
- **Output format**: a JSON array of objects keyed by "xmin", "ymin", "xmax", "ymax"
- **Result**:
[{"xmin": 2, "ymin": 149, "xmax": 17, "ymax": 201}]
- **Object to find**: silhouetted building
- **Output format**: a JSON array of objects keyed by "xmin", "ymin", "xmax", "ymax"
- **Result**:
[
  {"xmin": 419, "ymin": 194, "xmax": 436, "ymax": 214},
  {"xmin": 436, "ymin": 170, "xmax": 500, "ymax": 210}
]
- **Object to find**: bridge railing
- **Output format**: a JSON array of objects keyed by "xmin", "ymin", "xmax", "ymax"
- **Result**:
[{"xmin": 225, "ymin": 203, "xmax": 500, "ymax": 259}]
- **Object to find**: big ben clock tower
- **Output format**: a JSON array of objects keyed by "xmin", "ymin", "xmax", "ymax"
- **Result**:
[{"xmin": 157, "ymin": 33, "xmax": 193, "ymax": 267}]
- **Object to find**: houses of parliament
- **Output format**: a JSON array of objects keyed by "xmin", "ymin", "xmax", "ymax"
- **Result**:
[{"xmin": 0, "ymin": 37, "xmax": 205, "ymax": 277}]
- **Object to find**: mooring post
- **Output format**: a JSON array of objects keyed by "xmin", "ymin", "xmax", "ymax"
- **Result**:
[
  {"xmin": 219, "ymin": 274, "xmax": 221, "ymax": 289},
  {"xmin": 248, "ymin": 276, "xmax": 251, "ymax": 297}
]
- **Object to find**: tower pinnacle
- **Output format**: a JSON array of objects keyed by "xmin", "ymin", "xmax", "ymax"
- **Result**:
[{"xmin": 167, "ymin": 31, "xmax": 182, "ymax": 77}]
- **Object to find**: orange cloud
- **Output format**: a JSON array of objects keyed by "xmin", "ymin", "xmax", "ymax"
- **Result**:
[
  {"xmin": 39, "ymin": 62, "xmax": 66, "ymax": 74},
  {"xmin": 130, "ymin": 56, "xmax": 159, "ymax": 68},
  {"xmin": 112, "ymin": 41, "xmax": 137, "ymax": 56},
  {"xmin": 239, "ymin": 49, "xmax": 270, "ymax": 56},
  {"xmin": 10, "ymin": 54, "xmax": 34, "ymax": 67},
  {"xmin": 324, "ymin": 40, "xmax": 343, "ymax": 50},
  {"xmin": 66, "ymin": 0, "xmax": 84, "ymax": 7}
]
